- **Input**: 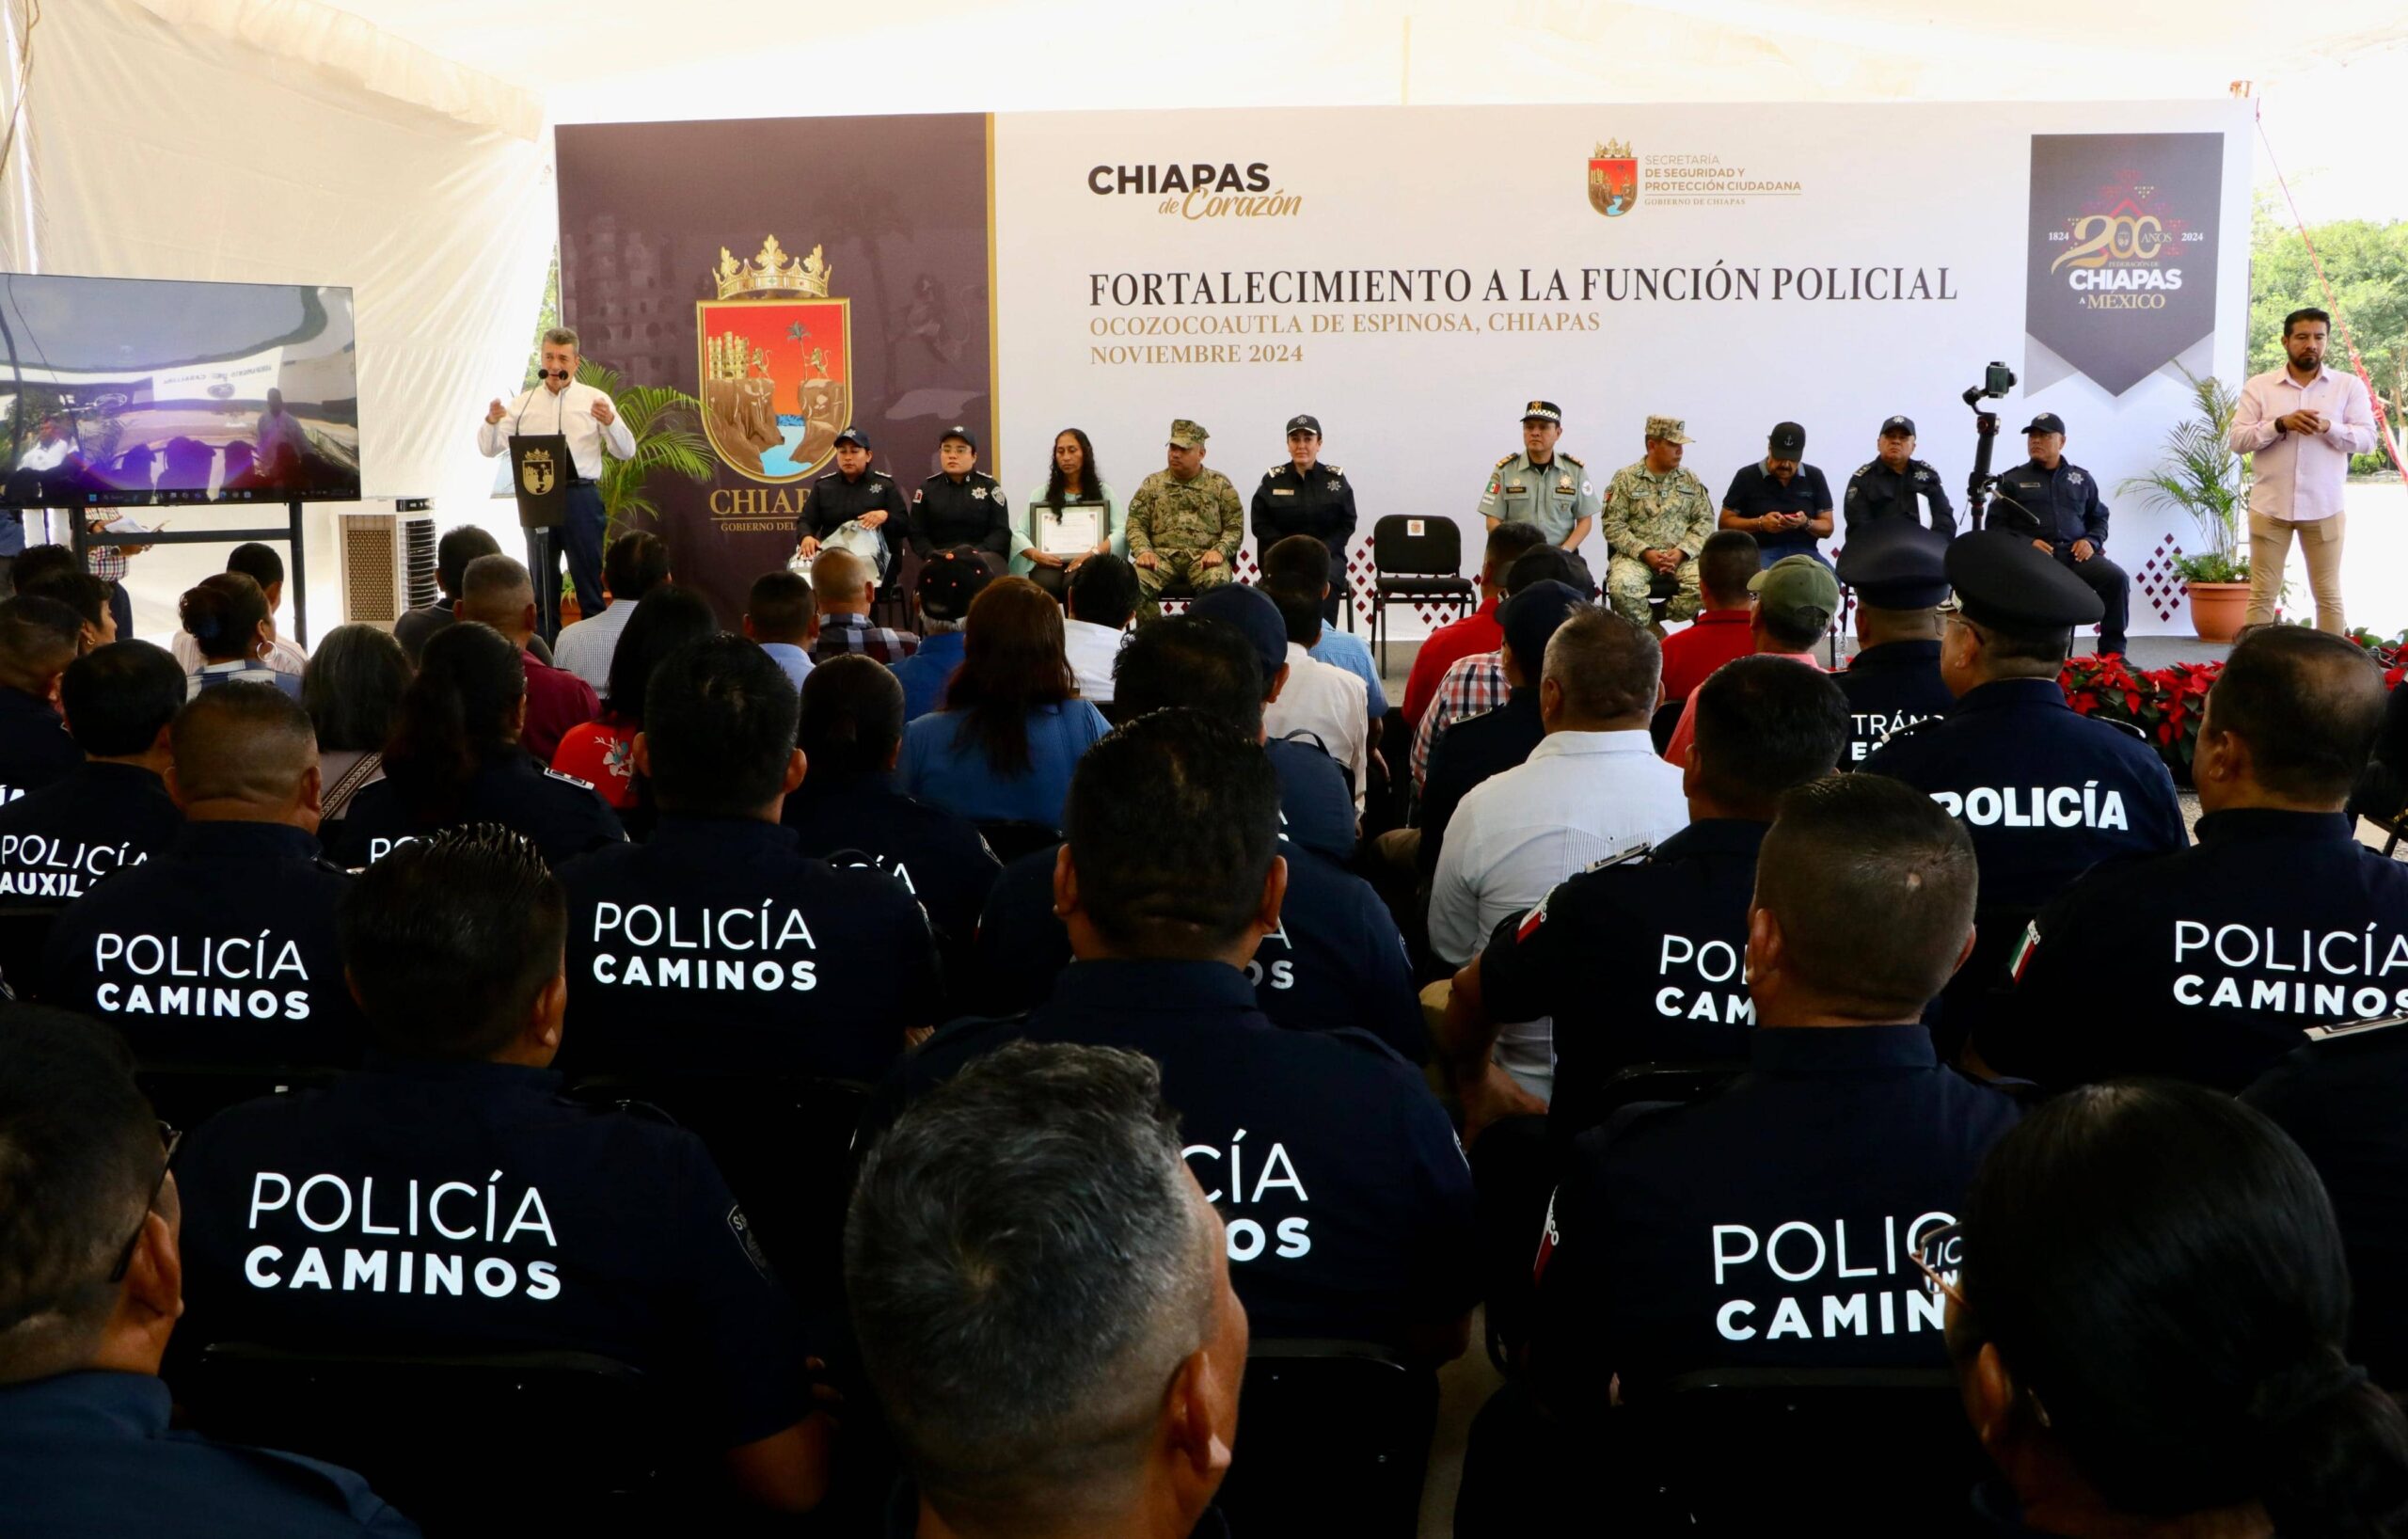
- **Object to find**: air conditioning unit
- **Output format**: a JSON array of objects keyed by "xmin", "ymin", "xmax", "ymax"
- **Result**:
[{"xmin": 336, "ymin": 505, "xmax": 437, "ymax": 630}]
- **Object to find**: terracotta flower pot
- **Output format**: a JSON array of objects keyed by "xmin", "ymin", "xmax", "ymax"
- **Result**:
[{"xmin": 2187, "ymin": 580, "xmax": 2249, "ymax": 643}]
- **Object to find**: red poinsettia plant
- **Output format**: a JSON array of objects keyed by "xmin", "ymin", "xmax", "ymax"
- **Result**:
[{"xmin": 2062, "ymin": 637, "xmax": 2403, "ymax": 781}]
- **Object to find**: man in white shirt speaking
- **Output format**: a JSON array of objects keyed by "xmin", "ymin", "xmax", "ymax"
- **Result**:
[
  {"xmin": 1428, "ymin": 605, "xmax": 1688, "ymax": 1101},
  {"xmin": 477, "ymin": 326, "xmax": 637, "ymax": 642},
  {"xmin": 2230, "ymin": 307, "xmax": 2377, "ymax": 634}
]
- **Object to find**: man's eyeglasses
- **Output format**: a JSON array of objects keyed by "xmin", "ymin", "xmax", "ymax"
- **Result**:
[{"xmin": 105, "ymin": 1121, "xmax": 180, "ymax": 1285}]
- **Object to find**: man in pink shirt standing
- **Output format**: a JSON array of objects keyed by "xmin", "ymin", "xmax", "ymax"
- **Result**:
[{"xmin": 2230, "ymin": 308, "xmax": 2378, "ymax": 634}]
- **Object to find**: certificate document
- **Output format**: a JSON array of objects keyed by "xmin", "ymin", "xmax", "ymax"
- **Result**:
[{"xmin": 1040, "ymin": 503, "xmax": 1102, "ymax": 556}]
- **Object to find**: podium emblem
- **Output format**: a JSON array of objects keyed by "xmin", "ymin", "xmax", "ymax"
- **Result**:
[
  {"xmin": 519, "ymin": 447, "xmax": 556, "ymax": 497},
  {"xmin": 697, "ymin": 234, "xmax": 851, "ymax": 484}
]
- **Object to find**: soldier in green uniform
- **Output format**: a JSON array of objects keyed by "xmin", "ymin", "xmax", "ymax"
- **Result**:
[
  {"xmin": 1476, "ymin": 400, "xmax": 1600, "ymax": 552},
  {"xmin": 1126, "ymin": 418, "xmax": 1244, "ymax": 622},
  {"xmin": 1603, "ymin": 414, "xmax": 1715, "ymax": 633}
]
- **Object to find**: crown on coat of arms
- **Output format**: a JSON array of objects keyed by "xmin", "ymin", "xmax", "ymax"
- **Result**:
[
  {"xmin": 1593, "ymin": 139, "xmax": 1633, "ymax": 161},
  {"xmin": 712, "ymin": 235, "xmax": 832, "ymax": 299}
]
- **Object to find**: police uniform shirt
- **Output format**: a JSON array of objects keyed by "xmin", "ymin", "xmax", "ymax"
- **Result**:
[
  {"xmin": 970, "ymin": 842, "xmax": 1425, "ymax": 1062},
  {"xmin": 41, "ymin": 821, "xmax": 363, "ymax": 1068},
  {"xmin": 797, "ymin": 466, "xmax": 910, "ymax": 563},
  {"xmin": 1251, "ymin": 459, "xmax": 1359, "ymax": 563},
  {"xmin": 1478, "ymin": 452, "xmax": 1600, "ymax": 546},
  {"xmin": 1721, "ymin": 461, "xmax": 1835, "ymax": 558},
  {"xmin": 0, "ymin": 759, "xmax": 181, "ymax": 902},
  {"xmin": 909, "ymin": 470, "xmax": 1012, "ymax": 561},
  {"xmin": 0, "ymin": 684, "xmax": 82, "ymax": 802},
  {"xmin": 1477, "ymin": 820, "xmax": 1767, "ymax": 1146},
  {"xmin": 1833, "ymin": 641, "xmax": 1955, "ymax": 765},
  {"xmin": 782, "ymin": 768, "xmax": 1003, "ymax": 965},
  {"xmin": 1860, "ymin": 678, "xmax": 2186, "ymax": 912},
  {"xmin": 1843, "ymin": 458, "xmax": 1956, "ymax": 539},
  {"xmin": 0, "ymin": 1371, "xmax": 420, "ymax": 1538},
  {"xmin": 2244, "ymin": 1021, "xmax": 2408, "ymax": 1388},
  {"xmin": 1264, "ymin": 736, "xmax": 1358, "ymax": 864},
  {"xmin": 171, "ymin": 1057, "xmax": 814, "ymax": 1452},
  {"xmin": 879, "ymin": 961, "xmax": 1476, "ymax": 1349},
  {"xmin": 553, "ymin": 814, "xmax": 940, "ymax": 1083},
  {"xmin": 1994, "ymin": 808, "xmax": 2408, "ymax": 1092},
  {"xmin": 330, "ymin": 754, "xmax": 626, "ymax": 870},
  {"xmin": 1530, "ymin": 1025, "xmax": 2020, "ymax": 1405},
  {"xmin": 1991, "ymin": 458, "xmax": 2110, "ymax": 548}
]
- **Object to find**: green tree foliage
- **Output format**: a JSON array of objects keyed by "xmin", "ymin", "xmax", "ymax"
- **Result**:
[{"xmin": 2248, "ymin": 198, "xmax": 2408, "ymax": 473}]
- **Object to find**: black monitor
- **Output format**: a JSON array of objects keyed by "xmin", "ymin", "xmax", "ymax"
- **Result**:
[{"xmin": 0, "ymin": 273, "xmax": 358, "ymax": 508}]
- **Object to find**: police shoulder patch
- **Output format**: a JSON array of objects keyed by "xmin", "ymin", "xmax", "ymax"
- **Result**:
[
  {"xmin": 544, "ymin": 767, "xmax": 596, "ymax": 790},
  {"xmin": 1324, "ymin": 463, "xmax": 1342, "ymax": 475},
  {"xmin": 1853, "ymin": 462, "xmax": 1874, "ymax": 477},
  {"xmin": 1267, "ymin": 463, "xmax": 1289, "ymax": 477},
  {"xmin": 1558, "ymin": 452, "xmax": 1585, "ymax": 468}
]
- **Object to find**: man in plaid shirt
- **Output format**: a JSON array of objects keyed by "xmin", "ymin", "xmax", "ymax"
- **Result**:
[
  {"xmin": 809, "ymin": 546, "xmax": 919, "ymax": 666},
  {"xmin": 84, "ymin": 519, "xmax": 145, "ymax": 641},
  {"xmin": 1412, "ymin": 547, "xmax": 1596, "ymax": 789}
]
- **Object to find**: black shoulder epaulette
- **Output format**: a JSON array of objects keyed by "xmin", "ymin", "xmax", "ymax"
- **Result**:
[
  {"xmin": 1852, "ymin": 461, "xmax": 1874, "ymax": 477},
  {"xmin": 1324, "ymin": 463, "xmax": 1343, "ymax": 475},
  {"xmin": 1558, "ymin": 452, "xmax": 1585, "ymax": 468},
  {"xmin": 1266, "ymin": 463, "xmax": 1289, "ymax": 477}
]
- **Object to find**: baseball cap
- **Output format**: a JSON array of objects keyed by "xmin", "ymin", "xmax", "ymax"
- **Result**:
[
  {"xmin": 1498, "ymin": 579, "xmax": 1589, "ymax": 672},
  {"xmin": 1285, "ymin": 414, "xmax": 1322, "ymax": 436},
  {"xmin": 832, "ymin": 426, "xmax": 872, "ymax": 451},
  {"xmin": 1748, "ymin": 553, "xmax": 1842, "ymax": 632},
  {"xmin": 1189, "ymin": 583, "xmax": 1287, "ymax": 681},
  {"xmin": 1879, "ymin": 415, "xmax": 1916, "ymax": 438},
  {"xmin": 939, "ymin": 423, "xmax": 978, "ymax": 452},
  {"xmin": 1521, "ymin": 401, "xmax": 1563, "ymax": 423},
  {"xmin": 1767, "ymin": 421, "xmax": 1806, "ymax": 456},
  {"xmin": 915, "ymin": 547, "xmax": 991, "ymax": 622},
  {"xmin": 2020, "ymin": 412, "xmax": 2067, "ymax": 436}
]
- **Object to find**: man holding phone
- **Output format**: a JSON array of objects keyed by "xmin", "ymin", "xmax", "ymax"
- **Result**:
[
  {"xmin": 2231, "ymin": 308, "xmax": 2376, "ymax": 635},
  {"xmin": 1719, "ymin": 420, "xmax": 1834, "ymax": 570}
]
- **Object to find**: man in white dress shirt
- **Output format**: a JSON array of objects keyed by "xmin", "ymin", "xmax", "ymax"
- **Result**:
[
  {"xmin": 1427, "ymin": 606, "xmax": 1688, "ymax": 1099},
  {"xmin": 552, "ymin": 531, "xmax": 672, "ymax": 693},
  {"xmin": 477, "ymin": 326, "xmax": 636, "ymax": 642},
  {"xmin": 166, "ymin": 543, "xmax": 307, "ymax": 676},
  {"xmin": 2230, "ymin": 307, "xmax": 2378, "ymax": 634},
  {"xmin": 1261, "ymin": 579, "xmax": 1370, "ymax": 813}
]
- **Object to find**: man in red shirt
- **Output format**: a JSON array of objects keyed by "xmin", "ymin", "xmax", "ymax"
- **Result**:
[
  {"xmin": 1656, "ymin": 531, "xmax": 1761, "ymax": 705},
  {"xmin": 457, "ymin": 552, "xmax": 599, "ymax": 762},
  {"xmin": 1402, "ymin": 521, "xmax": 1545, "ymax": 726}
]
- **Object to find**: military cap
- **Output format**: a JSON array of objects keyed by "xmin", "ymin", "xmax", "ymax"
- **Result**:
[
  {"xmin": 1836, "ymin": 524, "xmax": 1951, "ymax": 611},
  {"xmin": 1285, "ymin": 414, "xmax": 1322, "ymax": 437},
  {"xmin": 1879, "ymin": 415, "xmax": 1916, "ymax": 438},
  {"xmin": 1946, "ymin": 528, "xmax": 2103, "ymax": 632},
  {"xmin": 1189, "ymin": 582, "xmax": 1287, "ymax": 680},
  {"xmin": 1168, "ymin": 419, "xmax": 1210, "ymax": 448},
  {"xmin": 2020, "ymin": 412, "xmax": 2067, "ymax": 436},
  {"xmin": 939, "ymin": 422, "xmax": 978, "ymax": 451},
  {"xmin": 916, "ymin": 546, "xmax": 992, "ymax": 622},
  {"xmin": 1767, "ymin": 420, "xmax": 1807, "ymax": 456},
  {"xmin": 1645, "ymin": 414, "xmax": 1694, "ymax": 445},
  {"xmin": 1498, "ymin": 579, "xmax": 1589, "ymax": 670},
  {"xmin": 1520, "ymin": 401, "xmax": 1563, "ymax": 423},
  {"xmin": 1748, "ymin": 553, "xmax": 1841, "ymax": 631},
  {"xmin": 832, "ymin": 425, "xmax": 872, "ymax": 450}
]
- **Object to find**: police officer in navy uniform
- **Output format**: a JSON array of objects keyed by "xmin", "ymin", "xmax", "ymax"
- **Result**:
[
  {"xmin": 0, "ymin": 594, "xmax": 87, "ymax": 801},
  {"xmin": 1991, "ymin": 412, "xmax": 2130, "ymax": 655},
  {"xmin": 971, "ymin": 612, "xmax": 1420, "ymax": 1056},
  {"xmin": 1843, "ymin": 415, "xmax": 1956, "ymax": 538},
  {"xmin": 1182, "ymin": 586, "xmax": 1358, "ymax": 864},
  {"xmin": 873, "ymin": 710, "xmax": 1477, "ymax": 1359},
  {"xmin": 1831, "ymin": 524, "xmax": 1956, "ymax": 765},
  {"xmin": 908, "ymin": 424, "xmax": 1012, "ymax": 567},
  {"xmin": 328, "ymin": 623, "xmax": 625, "ymax": 869},
  {"xmin": 555, "ymin": 637, "xmax": 940, "ymax": 1082},
  {"xmin": 1251, "ymin": 413, "xmax": 1359, "ymax": 625},
  {"xmin": 784, "ymin": 655, "xmax": 1002, "ymax": 1012},
  {"xmin": 793, "ymin": 425, "xmax": 908, "ymax": 577},
  {"xmin": 0, "ymin": 641, "xmax": 183, "ymax": 907},
  {"xmin": 170, "ymin": 828, "xmax": 830, "ymax": 1516},
  {"xmin": 1994, "ymin": 627, "xmax": 2408, "ymax": 1092},
  {"xmin": 42, "ymin": 684, "xmax": 362, "ymax": 1068},
  {"xmin": 1461, "ymin": 778, "xmax": 2020, "ymax": 1531},
  {"xmin": 0, "ymin": 1008, "xmax": 420, "ymax": 1537}
]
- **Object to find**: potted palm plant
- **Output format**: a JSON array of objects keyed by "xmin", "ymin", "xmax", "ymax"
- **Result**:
[
  {"xmin": 556, "ymin": 360, "xmax": 715, "ymax": 625},
  {"xmin": 2118, "ymin": 370, "xmax": 2251, "ymax": 643}
]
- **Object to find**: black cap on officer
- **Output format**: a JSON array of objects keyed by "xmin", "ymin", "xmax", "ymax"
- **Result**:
[
  {"xmin": 1880, "ymin": 415, "xmax": 1916, "ymax": 438},
  {"xmin": 1188, "ymin": 583, "xmax": 1289, "ymax": 682},
  {"xmin": 1946, "ymin": 528, "xmax": 2103, "ymax": 635},
  {"xmin": 1838, "ymin": 525, "xmax": 1952, "ymax": 611},
  {"xmin": 2020, "ymin": 412, "xmax": 2067, "ymax": 436},
  {"xmin": 940, "ymin": 423, "xmax": 978, "ymax": 452},
  {"xmin": 1767, "ymin": 421, "xmax": 1807, "ymax": 456},
  {"xmin": 917, "ymin": 547, "xmax": 991, "ymax": 623},
  {"xmin": 833, "ymin": 426, "xmax": 871, "ymax": 451},
  {"xmin": 1285, "ymin": 414, "xmax": 1322, "ymax": 437},
  {"xmin": 1521, "ymin": 401, "xmax": 1563, "ymax": 423}
]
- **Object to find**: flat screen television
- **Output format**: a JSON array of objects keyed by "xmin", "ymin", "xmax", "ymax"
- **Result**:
[{"xmin": 0, "ymin": 273, "xmax": 358, "ymax": 508}]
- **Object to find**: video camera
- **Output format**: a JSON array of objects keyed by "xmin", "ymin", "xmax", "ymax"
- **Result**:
[{"xmin": 1961, "ymin": 362, "xmax": 2017, "ymax": 532}]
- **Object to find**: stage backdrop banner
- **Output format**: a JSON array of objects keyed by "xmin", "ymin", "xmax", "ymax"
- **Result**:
[{"xmin": 557, "ymin": 101, "xmax": 2248, "ymax": 638}]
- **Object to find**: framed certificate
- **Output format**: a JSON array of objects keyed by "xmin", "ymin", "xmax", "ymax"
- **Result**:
[{"xmin": 1040, "ymin": 502, "xmax": 1103, "ymax": 556}]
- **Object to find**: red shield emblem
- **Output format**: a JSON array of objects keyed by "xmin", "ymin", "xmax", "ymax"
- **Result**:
[
  {"xmin": 1589, "ymin": 144, "xmax": 1638, "ymax": 217},
  {"xmin": 694, "ymin": 296, "xmax": 852, "ymax": 483}
]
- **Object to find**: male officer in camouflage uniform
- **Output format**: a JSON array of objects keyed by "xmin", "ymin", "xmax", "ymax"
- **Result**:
[
  {"xmin": 1476, "ymin": 400, "xmax": 1600, "ymax": 552},
  {"xmin": 1126, "ymin": 418, "xmax": 1244, "ymax": 622},
  {"xmin": 1602, "ymin": 415, "xmax": 1714, "ymax": 633}
]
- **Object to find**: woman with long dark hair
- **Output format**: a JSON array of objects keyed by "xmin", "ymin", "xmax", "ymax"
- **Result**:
[
  {"xmin": 1011, "ymin": 427, "xmax": 1119, "ymax": 600},
  {"xmin": 897, "ymin": 576, "xmax": 1107, "ymax": 830},
  {"xmin": 180, "ymin": 573, "xmax": 301, "ymax": 700},
  {"xmin": 329, "ymin": 621, "xmax": 624, "ymax": 867},
  {"xmin": 1935, "ymin": 1080, "xmax": 2408, "ymax": 1537},
  {"xmin": 551, "ymin": 585, "xmax": 717, "ymax": 810},
  {"xmin": 301, "ymin": 624, "xmax": 412, "ymax": 824}
]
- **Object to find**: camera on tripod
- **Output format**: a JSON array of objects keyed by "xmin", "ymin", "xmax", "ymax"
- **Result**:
[{"xmin": 1961, "ymin": 362, "xmax": 2019, "ymax": 531}]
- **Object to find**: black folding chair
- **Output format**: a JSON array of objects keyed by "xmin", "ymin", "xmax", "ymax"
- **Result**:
[
  {"xmin": 1151, "ymin": 577, "xmax": 1199, "ymax": 616},
  {"xmin": 1370, "ymin": 516, "xmax": 1474, "ymax": 674},
  {"xmin": 183, "ymin": 1343, "xmax": 667, "ymax": 1537},
  {"xmin": 1644, "ymin": 569, "xmax": 1682, "ymax": 630},
  {"xmin": 1213, "ymin": 1339, "xmax": 1438, "ymax": 1538}
]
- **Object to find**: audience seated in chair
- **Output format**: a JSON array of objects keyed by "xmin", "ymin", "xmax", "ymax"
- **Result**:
[
  {"xmin": 0, "ymin": 640, "xmax": 184, "ymax": 906},
  {"xmin": 1260, "ymin": 532, "xmax": 1388, "ymax": 720},
  {"xmin": 548, "ymin": 584, "xmax": 716, "ymax": 816},
  {"xmin": 300, "ymin": 626, "xmax": 409, "ymax": 828},
  {"xmin": 743, "ymin": 569, "xmax": 816, "ymax": 690},
  {"xmin": 170, "ymin": 543, "xmax": 309, "ymax": 678},
  {"xmin": 1260, "ymin": 577, "xmax": 1370, "ymax": 814},
  {"xmin": 1186, "ymin": 582, "xmax": 1358, "ymax": 864},
  {"xmin": 453, "ymin": 553, "xmax": 597, "ymax": 763},
  {"xmin": 551, "ymin": 530, "xmax": 671, "ymax": 694},
  {"xmin": 1655, "ymin": 530, "xmax": 1759, "ymax": 706},
  {"xmin": 811, "ymin": 546, "xmax": 920, "ymax": 665},
  {"xmin": 1062, "ymin": 551, "xmax": 1139, "ymax": 706},
  {"xmin": 179, "ymin": 574, "xmax": 303, "ymax": 704},
  {"xmin": 0, "ymin": 595, "xmax": 87, "ymax": 801}
]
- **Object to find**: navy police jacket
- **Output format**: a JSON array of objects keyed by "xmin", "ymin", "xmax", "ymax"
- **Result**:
[
  {"xmin": 330, "ymin": 754, "xmax": 625, "ymax": 870},
  {"xmin": 1833, "ymin": 641, "xmax": 1954, "ymax": 766},
  {"xmin": 0, "ymin": 684, "xmax": 82, "ymax": 802},
  {"xmin": 0, "ymin": 759, "xmax": 181, "ymax": 902}
]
